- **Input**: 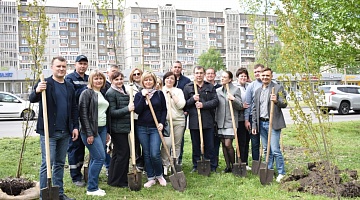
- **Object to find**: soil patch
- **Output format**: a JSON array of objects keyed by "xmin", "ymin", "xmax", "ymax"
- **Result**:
[
  {"xmin": 0, "ymin": 177, "xmax": 35, "ymax": 196},
  {"xmin": 281, "ymin": 161, "xmax": 360, "ymax": 198}
]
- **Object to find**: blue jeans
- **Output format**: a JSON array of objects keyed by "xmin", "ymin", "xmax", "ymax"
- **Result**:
[
  {"xmin": 259, "ymin": 121, "xmax": 285, "ymax": 175},
  {"xmin": 81, "ymin": 126, "xmax": 107, "ymax": 192},
  {"xmin": 40, "ymin": 131, "xmax": 70, "ymax": 197},
  {"xmin": 136, "ymin": 125, "xmax": 163, "ymax": 180},
  {"xmin": 190, "ymin": 128, "xmax": 216, "ymax": 170}
]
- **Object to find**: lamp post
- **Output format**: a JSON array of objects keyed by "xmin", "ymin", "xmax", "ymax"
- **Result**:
[{"xmin": 135, "ymin": 2, "xmax": 145, "ymax": 72}]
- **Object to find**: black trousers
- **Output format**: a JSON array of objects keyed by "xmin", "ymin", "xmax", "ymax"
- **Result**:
[
  {"xmin": 237, "ymin": 120, "xmax": 251, "ymax": 165},
  {"xmin": 107, "ymin": 133, "xmax": 130, "ymax": 187}
]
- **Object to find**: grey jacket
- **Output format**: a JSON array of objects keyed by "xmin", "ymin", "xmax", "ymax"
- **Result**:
[
  {"xmin": 215, "ymin": 83, "xmax": 243, "ymax": 129},
  {"xmin": 252, "ymin": 82, "xmax": 287, "ymax": 131}
]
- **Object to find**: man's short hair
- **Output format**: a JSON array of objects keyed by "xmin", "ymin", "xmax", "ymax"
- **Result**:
[
  {"xmin": 193, "ymin": 66, "xmax": 205, "ymax": 73},
  {"xmin": 51, "ymin": 56, "xmax": 66, "ymax": 65},
  {"xmin": 262, "ymin": 67, "xmax": 273, "ymax": 74},
  {"xmin": 173, "ymin": 61, "xmax": 182, "ymax": 67},
  {"xmin": 109, "ymin": 65, "xmax": 119, "ymax": 70},
  {"xmin": 206, "ymin": 67, "xmax": 216, "ymax": 74},
  {"xmin": 254, "ymin": 63, "xmax": 265, "ymax": 69}
]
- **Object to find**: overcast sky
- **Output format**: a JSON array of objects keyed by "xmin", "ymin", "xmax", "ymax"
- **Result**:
[{"xmin": 31, "ymin": 0, "xmax": 243, "ymax": 12}]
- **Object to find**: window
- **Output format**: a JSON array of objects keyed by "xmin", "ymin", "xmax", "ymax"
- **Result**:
[
  {"xmin": 133, "ymin": 23, "xmax": 138, "ymax": 28},
  {"xmin": 202, "ymin": 34, "xmax": 206, "ymax": 39},
  {"xmin": 200, "ymin": 18, "xmax": 206, "ymax": 24},
  {"xmin": 98, "ymin": 24, "xmax": 105, "ymax": 29},
  {"xmin": 134, "ymin": 57, "xmax": 139, "ymax": 62},
  {"xmin": 150, "ymin": 24, "xmax": 157, "ymax": 29},
  {"xmin": 217, "ymin": 43, "xmax": 222, "ymax": 47},
  {"xmin": 150, "ymin": 41, "xmax": 157, "ymax": 46},
  {"xmin": 59, "ymin": 22, "xmax": 67, "ymax": 27},
  {"xmin": 217, "ymin": 27, "xmax": 222, "ymax": 32},
  {"xmin": 21, "ymin": 39, "xmax": 27, "ymax": 44},
  {"xmin": 99, "ymin": 49, "xmax": 105, "ymax": 53},
  {"xmin": 51, "ymin": 40, "xmax": 56, "ymax": 44},
  {"xmin": 133, "ymin": 31, "xmax": 138, "ymax": 37},
  {"xmin": 150, "ymin": 32, "xmax": 156, "ymax": 37},
  {"xmin": 177, "ymin": 25, "xmax": 182, "ymax": 30},
  {"xmin": 69, "ymin": 23, "xmax": 77, "ymax": 28},
  {"xmin": 70, "ymin": 40, "xmax": 77, "ymax": 45},
  {"xmin": 99, "ymin": 32, "xmax": 105, "ymax": 37},
  {"xmin": 177, "ymin": 41, "xmax": 183, "ymax": 46},
  {"xmin": 51, "ymin": 31, "xmax": 56, "ymax": 36},
  {"xmin": 70, "ymin": 32, "xmax": 76, "ymax": 37},
  {"xmin": 99, "ymin": 40, "xmax": 105, "ymax": 45},
  {"xmin": 177, "ymin": 33, "xmax": 182, "ymax": 38},
  {"xmin": 132, "ymin": 14, "xmax": 138, "ymax": 20}
]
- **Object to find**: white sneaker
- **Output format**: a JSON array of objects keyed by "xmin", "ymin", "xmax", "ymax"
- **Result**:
[
  {"xmin": 246, "ymin": 166, "xmax": 252, "ymax": 171},
  {"xmin": 86, "ymin": 189, "xmax": 106, "ymax": 196},
  {"xmin": 276, "ymin": 174, "xmax": 285, "ymax": 183},
  {"xmin": 144, "ymin": 179, "xmax": 156, "ymax": 188},
  {"xmin": 157, "ymin": 176, "xmax": 167, "ymax": 186},
  {"xmin": 98, "ymin": 188, "xmax": 105, "ymax": 193}
]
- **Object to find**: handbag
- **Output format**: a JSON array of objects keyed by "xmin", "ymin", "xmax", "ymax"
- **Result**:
[{"xmin": 163, "ymin": 121, "xmax": 170, "ymax": 137}]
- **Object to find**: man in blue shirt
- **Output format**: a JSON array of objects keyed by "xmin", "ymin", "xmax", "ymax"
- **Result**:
[
  {"xmin": 65, "ymin": 55, "xmax": 89, "ymax": 187},
  {"xmin": 30, "ymin": 56, "xmax": 78, "ymax": 200},
  {"xmin": 244, "ymin": 63, "xmax": 265, "ymax": 164}
]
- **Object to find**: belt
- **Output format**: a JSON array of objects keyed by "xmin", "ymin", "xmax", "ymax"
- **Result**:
[{"xmin": 260, "ymin": 117, "xmax": 269, "ymax": 122}]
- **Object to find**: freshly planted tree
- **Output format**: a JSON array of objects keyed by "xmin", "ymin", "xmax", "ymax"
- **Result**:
[{"xmin": 198, "ymin": 47, "xmax": 225, "ymax": 71}]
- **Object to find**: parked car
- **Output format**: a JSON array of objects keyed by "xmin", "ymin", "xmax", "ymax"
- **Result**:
[
  {"xmin": 0, "ymin": 91, "xmax": 38, "ymax": 120},
  {"xmin": 317, "ymin": 85, "xmax": 360, "ymax": 115}
]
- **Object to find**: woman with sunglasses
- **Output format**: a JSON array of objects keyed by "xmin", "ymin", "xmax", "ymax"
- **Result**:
[{"xmin": 127, "ymin": 68, "xmax": 144, "ymax": 171}]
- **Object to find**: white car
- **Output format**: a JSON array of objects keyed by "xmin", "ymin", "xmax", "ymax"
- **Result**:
[
  {"xmin": 318, "ymin": 85, "xmax": 360, "ymax": 115},
  {"xmin": 0, "ymin": 91, "xmax": 38, "ymax": 120}
]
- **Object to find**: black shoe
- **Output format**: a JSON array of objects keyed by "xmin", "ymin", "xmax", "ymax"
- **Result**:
[
  {"xmin": 60, "ymin": 194, "xmax": 75, "ymax": 200},
  {"xmin": 222, "ymin": 167, "xmax": 232, "ymax": 173},
  {"xmin": 190, "ymin": 168, "xmax": 197, "ymax": 173}
]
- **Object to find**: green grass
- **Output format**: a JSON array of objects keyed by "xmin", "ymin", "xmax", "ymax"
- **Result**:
[{"xmin": 1, "ymin": 121, "xmax": 359, "ymax": 200}]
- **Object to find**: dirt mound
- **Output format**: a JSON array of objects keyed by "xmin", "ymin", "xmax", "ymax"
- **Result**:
[
  {"xmin": 0, "ymin": 177, "xmax": 34, "ymax": 196},
  {"xmin": 281, "ymin": 161, "xmax": 360, "ymax": 198}
]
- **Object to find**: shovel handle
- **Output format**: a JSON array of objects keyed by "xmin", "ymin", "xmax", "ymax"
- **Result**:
[
  {"xmin": 166, "ymin": 92, "xmax": 177, "ymax": 158},
  {"xmin": 128, "ymin": 83, "xmax": 136, "ymax": 167},
  {"xmin": 193, "ymin": 82, "xmax": 205, "ymax": 155},
  {"xmin": 265, "ymin": 87, "xmax": 275, "ymax": 163},
  {"xmin": 146, "ymin": 95, "xmax": 177, "ymax": 173},
  {"xmin": 225, "ymin": 84, "xmax": 241, "ymax": 160},
  {"xmin": 40, "ymin": 74, "xmax": 52, "ymax": 179}
]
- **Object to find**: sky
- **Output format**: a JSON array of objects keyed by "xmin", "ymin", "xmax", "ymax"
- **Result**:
[{"xmin": 30, "ymin": 0, "xmax": 243, "ymax": 12}]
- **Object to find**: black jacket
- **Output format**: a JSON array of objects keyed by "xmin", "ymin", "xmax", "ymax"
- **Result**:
[
  {"xmin": 29, "ymin": 76, "xmax": 79, "ymax": 136},
  {"xmin": 105, "ymin": 86, "xmax": 131, "ymax": 134},
  {"xmin": 183, "ymin": 81, "xmax": 219, "ymax": 129},
  {"xmin": 79, "ymin": 89, "xmax": 105, "ymax": 137}
]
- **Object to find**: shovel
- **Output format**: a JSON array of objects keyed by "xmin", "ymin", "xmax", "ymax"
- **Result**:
[
  {"xmin": 251, "ymin": 140, "xmax": 265, "ymax": 176},
  {"xmin": 259, "ymin": 87, "xmax": 275, "ymax": 185},
  {"xmin": 166, "ymin": 92, "xmax": 182, "ymax": 173},
  {"xmin": 146, "ymin": 95, "xmax": 186, "ymax": 192},
  {"xmin": 225, "ymin": 84, "xmax": 247, "ymax": 177},
  {"xmin": 39, "ymin": 74, "xmax": 59, "ymax": 200},
  {"xmin": 127, "ymin": 83, "xmax": 142, "ymax": 191},
  {"xmin": 84, "ymin": 154, "xmax": 90, "ymax": 183},
  {"xmin": 194, "ymin": 82, "xmax": 211, "ymax": 176}
]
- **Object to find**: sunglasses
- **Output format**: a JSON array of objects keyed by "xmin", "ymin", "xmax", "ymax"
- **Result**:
[{"xmin": 133, "ymin": 73, "xmax": 141, "ymax": 76}]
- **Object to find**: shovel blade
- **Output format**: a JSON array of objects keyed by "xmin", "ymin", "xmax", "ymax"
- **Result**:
[
  {"xmin": 128, "ymin": 171, "xmax": 142, "ymax": 191},
  {"xmin": 84, "ymin": 166, "xmax": 88, "ymax": 183},
  {"xmin": 41, "ymin": 181, "xmax": 59, "ymax": 200},
  {"xmin": 197, "ymin": 159, "xmax": 211, "ymax": 176},
  {"xmin": 171, "ymin": 158, "xmax": 182, "ymax": 173},
  {"xmin": 169, "ymin": 171, "xmax": 187, "ymax": 192},
  {"xmin": 259, "ymin": 167, "xmax": 274, "ymax": 185},
  {"xmin": 232, "ymin": 162, "xmax": 247, "ymax": 177},
  {"xmin": 251, "ymin": 160, "xmax": 261, "ymax": 175}
]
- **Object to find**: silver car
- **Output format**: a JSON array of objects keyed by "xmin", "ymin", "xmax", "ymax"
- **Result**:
[{"xmin": 318, "ymin": 85, "xmax": 360, "ymax": 115}]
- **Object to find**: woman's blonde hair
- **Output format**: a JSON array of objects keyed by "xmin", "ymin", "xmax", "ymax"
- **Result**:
[
  {"xmin": 88, "ymin": 69, "xmax": 106, "ymax": 89},
  {"xmin": 129, "ymin": 67, "xmax": 143, "ymax": 83},
  {"xmin": 141, "ymin": 71, "xmax": 157, "ymax": 88}
]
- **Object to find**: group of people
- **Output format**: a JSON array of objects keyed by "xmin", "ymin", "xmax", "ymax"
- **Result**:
[{"xmin": 30, "ymin": 55, "xmax": 287, "ymax": 200}]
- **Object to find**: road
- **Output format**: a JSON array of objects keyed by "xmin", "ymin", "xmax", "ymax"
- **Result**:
[{"xmin": 1, "ymin": 108, "xmax": 359, "ymax": 138}]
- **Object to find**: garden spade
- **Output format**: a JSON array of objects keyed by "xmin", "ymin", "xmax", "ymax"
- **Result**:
[
  {"xmin": 225, "ymin": 84, "xmax": 247, "ymax": 177},
  {"xmin": 166, "ymin": 92, "xmax": 182, "ymax": 172},
  {"xmin": 251, "ymin": 140, "xmax": 265, "ymax": 176},
  {"xmin": 84, "ymin": 154, "xmax": 90, "ymax": 183},
  {"xmin": 146, "ymin": 95, "xmax": 186, "ymax": 192},
  {"xmin": 127, "ymin": 83, "xmax": 142, "ymax": 191},
  {"xmin": 194, "ymin": 82, "xmax": 211, "ymax": 176},
  {"xmin": 259, "ymin": 87, "xmax": 275, "ymax": 185},
  {"xmin": 39, "ymin": 74, "xmax": 59, "ymax": 200}
]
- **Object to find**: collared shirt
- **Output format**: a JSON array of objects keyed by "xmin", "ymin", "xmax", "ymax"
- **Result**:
[
  {"xmin": 259, "ymin": 86, "xmax": 270, "ymax": 119},
  {"xmin": 244, "ymin": 79, "xmax": 263, "ymax": 120}
]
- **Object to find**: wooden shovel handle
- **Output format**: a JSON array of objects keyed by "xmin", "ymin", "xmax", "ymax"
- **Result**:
[
  {"xmin": 193, "ymin": 82, "xmax": 205, "ymax": 155},
  {"xmin": 225, "ymin": 84, "xmax": 241, "ymax": 159},
  {"xmin": 146, "ymin": 95, "xmax": 177, "ymax": 173},
  {"xmin": 128, "ymin": 83, "xmax": 136, "ymax": 166},
  {"xmin": 265, "ymin": 87, "xmax": 275, "ymax": 163},
  {"xmin": 166, "ymin": 91, "xmax": 177, "ymax": 157},
  {"xmin": 40, "ymin": 74, "xmax": 52, "ymax": 178}
]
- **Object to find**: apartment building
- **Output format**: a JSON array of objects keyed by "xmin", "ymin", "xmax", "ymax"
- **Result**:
[{"xmin": 1, "ymin": 1, "xmax": 278, "ymax": 77}]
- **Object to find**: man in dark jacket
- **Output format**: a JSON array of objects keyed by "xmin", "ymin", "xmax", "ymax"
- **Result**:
[
  {"xmin": 65, "ymin": 55, "xmax": 89, "ymax": 187},
  {"xmin": 29, "ymin": 56, "xmax": 78, "ymax": 200},
  {"xmin": 183, "ymin": 66, "xmax": 219, "ymax": 172}
]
